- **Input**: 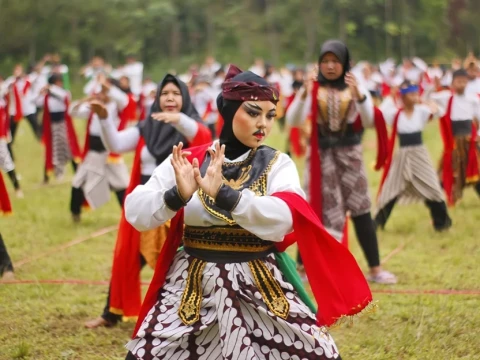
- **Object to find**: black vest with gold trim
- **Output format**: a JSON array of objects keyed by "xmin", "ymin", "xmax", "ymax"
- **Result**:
[
  {"xmin": 197, "ymin": 145, "xmax": 280, "ymax": 225},
  {"xmin": 316, "ymin": 86, "xmax": 362, "ymax": 149}
]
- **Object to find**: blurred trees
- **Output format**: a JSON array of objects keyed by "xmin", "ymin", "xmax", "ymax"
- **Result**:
[{"xmin": 0, "ymin": 0, "xmax": 479, "ymax": 73}]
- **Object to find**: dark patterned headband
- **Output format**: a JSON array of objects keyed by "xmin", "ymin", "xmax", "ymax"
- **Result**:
[{"xmin": 221, "ymin": 65, "xmax": 279, "ymax": 104}]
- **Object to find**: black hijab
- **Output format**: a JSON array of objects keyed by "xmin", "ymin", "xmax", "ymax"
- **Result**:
[
  {"xmin": 217, "ymin": 70, "xmax": 273, "ymax": 160},
  {"xmin": 317, "ymin": 40, "xmax": 351, "ymax": 89},
  {"xmin": 140, "ymin": 74, "xmax": 201, "ymax": 164}
]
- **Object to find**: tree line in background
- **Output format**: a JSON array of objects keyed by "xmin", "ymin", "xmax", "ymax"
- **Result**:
[{"xmin": 0, "ymin": 0, "xmax": 479, "ymax": 76}]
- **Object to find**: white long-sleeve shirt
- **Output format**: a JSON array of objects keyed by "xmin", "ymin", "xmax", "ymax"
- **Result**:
[
  {"xmin": 125, "ymin": 142, "xmax": 305, "ymax": 242},
  {"xmin": 100, "ymin": 113, "xmax": 200, "ymax": 176},
  {"xmin": 381, "ymin": 104, "xmax": 434, "ymax": 134},
  {"xmin": 428, "ymin": 91, "xmax": 480, "ymax": 121},
  {"xmin": 285, "ymin": 85, "xmax": 374, "ymax": 129},
  {"xmin": 3, "ymin": 74, "xmax": 40, "ymax": 117},
  {"xmin": 35, "ymin": 85, "xmax": 70, "ymax": 111}
]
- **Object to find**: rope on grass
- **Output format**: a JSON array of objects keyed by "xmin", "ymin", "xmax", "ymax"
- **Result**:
[{"xmin": 13, "ymin": 225, "xmax": 117, "ymax": 268}]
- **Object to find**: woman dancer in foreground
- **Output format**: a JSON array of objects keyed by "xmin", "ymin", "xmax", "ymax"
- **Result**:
[{"xmin": 123, "ymin": 65, "xmax": 374, "ymax": 360}]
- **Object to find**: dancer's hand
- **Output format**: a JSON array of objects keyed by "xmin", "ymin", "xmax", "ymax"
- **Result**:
[
  {"xmin": 193, "ymin": 142, "xmax": 225, "ymax": 199},
  {"xmin": 89, "ymin": 100, "xmax": 108, "ymax": 119},
  {"xmin": 345, "ymin": 72, "xmax": 364, "ymax": 101},
  {"xmin": 171, "ymin": 142, "xmax": 197, "ymax": 201},
  {"xmin": 151, "ymin": 112, "xmax": 180, "ymax": 125}
]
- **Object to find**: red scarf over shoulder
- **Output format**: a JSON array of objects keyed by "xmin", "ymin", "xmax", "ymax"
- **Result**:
[
  {"xmin": 42, "ymin": 95, "xmax": 82, "ymax": 174},
  {"xmin": 440, "ymin": 95, "xmax": 480, "ymax": 206},
  {"xmin": 377, "ymin": 109, "xmax": 403, "ymax": 197},
  {"xmin": 132, "ymin": 143, "xmax": 373, "ymax": 336},
  {"xmin": 11, "ymin": 80, "xmax": 31, "ymax": 122},
  {"xmin": 0, "ymin": 100, "xmax": 8, "ymax": 140},
  {"xmin": 109, "ymin": 123, "xmax": 212, "ymax": 318},
  {"xmin": 0, "ymin": 172, "xmax": 12, "ymax": 215}
]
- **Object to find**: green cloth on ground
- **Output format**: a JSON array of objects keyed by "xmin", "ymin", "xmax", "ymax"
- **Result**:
[{"xmin": 275, "ymin": 251, "xmax": 317, "ymax": 314}]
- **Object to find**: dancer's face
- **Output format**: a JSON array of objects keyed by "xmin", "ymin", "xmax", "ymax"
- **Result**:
[
  {"xmin": 13, "ymin": 65, "xmax": 23, "ymax": 77},
  {"xmin": 232, "ymin": 101, "xmax": 276, "ymax": 149},
  {"xmin": 402, "ymin": 91, "xmax": 419, "ymax": 106},
  {"xmin": 159, "ymin": 82, "xmax": 182, "ymax": 112},
  {"xmin": 319, "ymin": 53, "xmax": 343, "ymax": 81},
  {"xmin": 119, "ymin": 76, "xmax": 130, "ymax": 91},
  {"xmin": 452, "ymin": 76, "xmax": 468, "ymax": 95}
]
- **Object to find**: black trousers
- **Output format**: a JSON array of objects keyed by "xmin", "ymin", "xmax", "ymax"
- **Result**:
[
  {"xmin": 9, "ymin": 114, "xmax": 41, "ymax": 142},
  {"xmin": 0, "ymin": 233, "xmax": 14, "ymax": 275},
  {"xmin": 352, "ymin": 212, "xmax": 381, "ymax": 268},
  {"xmin": 7, "ymin": 170, "xmax": 20, "ymax": 190},
  {"xmin": 375, "ymin": 196, "xmax": 452, "ymax": 231},
  {"xmin": 70, "ymin": 187, "xmax": 126, "ymax": 215},
  {"xmin": 475, "ymin": 182, "xmax": 480, "ymax": 197},
  {"xmin": 102, "ymin": 255, "xmax": 147, "ymax": 324}
]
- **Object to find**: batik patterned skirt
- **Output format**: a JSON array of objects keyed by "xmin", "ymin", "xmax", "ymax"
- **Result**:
[
  {"xmin": 438, "ymin": 135, "xmax": 480, "ymax": 203},
  {"xmin": 378, "ymin": 145, "xmax": 444, "ymax": 210},
  {"xmin": 126, "ymin": 251, "xmax": 340, "ymax": 360},
  {"xmin": 0, "ymin": 140, "xmax": 14, "ymax": 173},
  {"xmin": 51, "ymin": 121, "xmax": 72, "ymax": 178},
  {"xmin": 303, "ymin": 144, "xmax": 371, "ymax": 239}
]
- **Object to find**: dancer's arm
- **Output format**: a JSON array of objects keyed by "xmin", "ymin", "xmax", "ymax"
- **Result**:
[
  {"xmin": 125, "ymin": 152, "xmax": 181, "ymax": 231},
  {"xmin": 285, "ymin": 87, "xmax": 312, "ymax": 127},
  {"xmin": 99, "ymin": 110, "xmax": 140, "ymax": 153},
  {"xmin": 150, "ymin": 112, "xmax": 201, "ymax": 141}
]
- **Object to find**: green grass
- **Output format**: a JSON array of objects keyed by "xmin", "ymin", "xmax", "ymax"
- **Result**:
[{"xmin": 1, "ymin": 119, "xmax": 479, "ymax": 359}]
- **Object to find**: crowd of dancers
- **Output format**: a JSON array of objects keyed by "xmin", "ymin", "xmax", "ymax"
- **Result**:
[{"xmin": 1, "ymin": 41, "xmax": 479, "ymax": 359}]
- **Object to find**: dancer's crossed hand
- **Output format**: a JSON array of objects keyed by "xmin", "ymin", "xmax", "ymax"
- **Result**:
[
  {"xmin": 193, "ymin": 142, "xmax": 225, "ymax": 199},
  {"xmin": 171, "ymin": 142, "xmax": 197, "ymax": 201}
]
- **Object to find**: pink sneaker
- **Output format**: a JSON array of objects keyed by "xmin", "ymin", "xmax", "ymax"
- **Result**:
[{"xmin": 367, "ymin": 270, "xmax": 397, "ymax": 285}]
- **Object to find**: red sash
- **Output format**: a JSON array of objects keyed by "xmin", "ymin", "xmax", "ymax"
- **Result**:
[
  {"xmin": 12, "ymin": 80, "xmax": 31, "ymax": 122},
  {"xmin": 377, "ymin": 109, "xmax": 402, "ymax": 197},
  {"xmin": 0, "ymin": 100, "xmax": 8, "ymax": 140},
  {"xmin": 0, "ymin": 172, "xmax": 12, "ymax": 215}
]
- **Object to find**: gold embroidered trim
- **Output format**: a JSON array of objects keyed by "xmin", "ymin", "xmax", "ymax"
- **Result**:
[
  {"xmin": 183, "ymin": 226, "xmax": 274, "ymax": 253},
  {"xmin": 198, "ymin": 150, "xmax": 281, "ymax": 224},
  {"xmin": 248, "ymin": 151, "xmax": 280, "ymax": 196},
  {"xmin": 248, "ymin": 259, "xmax": 290, "ymax": 320},
  {"xmin": 183, "ymin": 239, "xmax": 273, "ymax": 253},
  {"xmin": 178, "ymin": 258, "xmax": 207, "ymax": 326},
  {"xmin": 222, "ymin": 149, "xmax": 257, "ymax": 167},
  {"xmin": 329, "ymin": 301, "xmax": 379, "ymax": 329},
  {"xmin": 223, "ymin": 165, "xmax": 252, "ymax": 190},
  {"xmin": 317, "ymin": 87, "xmax": 353, "ymax": 132},
  {"xmin": 198, "ymin": 190, "xmax": 237, "ymax": 225}
]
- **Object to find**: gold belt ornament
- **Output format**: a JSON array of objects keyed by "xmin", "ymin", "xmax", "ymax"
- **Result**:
[
  {"xmin": 178, "ymin": 227, "xmax": 290, "ymax": 325},
  {"xmin": 183, "ymin": 226, "xmax": 275, "ymax": 253}
]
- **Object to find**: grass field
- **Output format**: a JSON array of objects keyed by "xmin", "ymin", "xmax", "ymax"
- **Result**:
[{"xmin": 0, "ymin": 117, "xmax": 479, "ymax": 360}]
